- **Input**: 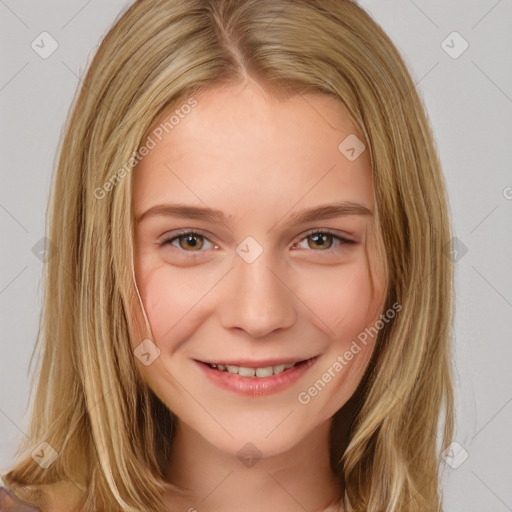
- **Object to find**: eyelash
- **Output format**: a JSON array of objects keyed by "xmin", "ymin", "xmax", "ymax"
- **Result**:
[{"xmin": 159, "ymin": 228, "xmax": 355, "ymax": 257}]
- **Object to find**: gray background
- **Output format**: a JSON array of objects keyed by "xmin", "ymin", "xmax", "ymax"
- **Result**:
[{"xmin": 0, "ymin": 1, "xmax": 511, "ymax": 510}]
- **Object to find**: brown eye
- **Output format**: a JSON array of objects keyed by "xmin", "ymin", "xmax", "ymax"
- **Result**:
[
  {"xmin": 293, "ymin": 230, "xmax": 355, "ymax": 254},
  {"xmin": 307, "ymin": 232, "xmax": 334, "ymax": 250},
  {"xmin": 177, "ymin": 233, "xmax": 204, "ymax": 251},
  {"xmin": 160, "ymin": 231, "xmax": 215, "ymax": 253}
]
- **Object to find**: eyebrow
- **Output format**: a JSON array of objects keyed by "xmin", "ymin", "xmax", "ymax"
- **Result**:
[{"xmin": 135, "ymin": 201, "xmax": 372, "ymax": 227}]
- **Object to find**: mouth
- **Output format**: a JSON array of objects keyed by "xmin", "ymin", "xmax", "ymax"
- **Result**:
[
  {"xmin": 202, "ymin": 360, "xmax": 307, "ymax": 378},
  {"xmin": 196, "ymin": 356, "xmax": 318, "ymax": 396}
]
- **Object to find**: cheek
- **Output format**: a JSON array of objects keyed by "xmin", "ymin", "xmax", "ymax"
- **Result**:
[
  {"xmin": 298, "ymin": 256, "xmax": 385, "ymax": 340},
  {"xmin": 137, "ymin": 261, "xmax": 219, "ymax": 347},
  {"xmin": 296, "ymin": 259, "xmax": 386, "ymax": 414}
]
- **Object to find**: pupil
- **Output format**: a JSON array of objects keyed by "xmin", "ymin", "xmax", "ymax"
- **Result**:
[
  {"xmin": 311, "ymin": 233, "xmax": 330, "ymax": 249},
  {"xmin": 314, "ymin": 234, "xmax": 323, "ymax": 244},
  {"xmin": 182, "ymin": 234, "xmax": 201, "ymax": 250}
]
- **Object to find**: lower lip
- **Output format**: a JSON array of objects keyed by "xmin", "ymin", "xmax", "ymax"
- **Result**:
[{"xmin": 196, "ymin": 357, "xmax": 318, "ymax": 396}]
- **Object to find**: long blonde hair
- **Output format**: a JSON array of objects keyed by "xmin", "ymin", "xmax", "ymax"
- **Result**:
[{"xmin": 2, "ymin": 1, "xmax": 455, "ymax": 510}]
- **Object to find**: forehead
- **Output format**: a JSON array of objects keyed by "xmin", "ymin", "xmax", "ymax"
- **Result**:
[{"xmin": 133, "ymin": 81, "xmax": 373, "ymax": 215}]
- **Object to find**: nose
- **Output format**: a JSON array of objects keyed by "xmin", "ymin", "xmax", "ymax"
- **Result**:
[{"xmin": 219, "ymin": 249, "xmax": 297, "ymax": 338}]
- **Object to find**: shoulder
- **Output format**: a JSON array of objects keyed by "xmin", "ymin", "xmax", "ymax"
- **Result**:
[
  {"xmin": 34, "ymin": 481, "xmax": 85, "ymax": 512},
  {"xmin": 0, "ymin": 485, "xmax": 42, "ymax": 511},
  {"xmin": 0, "ymin": 476, "xmax": 84, "ymax": 512},
  {"xmin": 1, "ymin": 473, "xmax": 41, "ymax": 510}
]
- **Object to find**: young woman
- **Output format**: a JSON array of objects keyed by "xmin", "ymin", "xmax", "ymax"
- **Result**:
[{"xmin": 1, "ymin": 1, "xmax": 455, "ymax": 510}]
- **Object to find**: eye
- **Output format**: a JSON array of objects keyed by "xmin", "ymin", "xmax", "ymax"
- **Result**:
[
  {"xmin": 160, "ymin": 230, "xmax": 217, "ymax": 253},
  {"xmin": 293, "ymin": 230, "xmax": 355, "ymax": 252},
  {"xmin": 159, "ymin": 229, "xmax": 355, "ymax": 256}
]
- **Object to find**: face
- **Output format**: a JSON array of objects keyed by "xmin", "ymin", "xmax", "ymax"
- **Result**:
[{"xmin": 132, "ymin": 81, "xmax": 387, "ymax": 458}]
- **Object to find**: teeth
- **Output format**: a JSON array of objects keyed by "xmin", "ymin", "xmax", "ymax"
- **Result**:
[
  {"xmin": 255, "ymin": 366, "xmax": 273, "ymax": 378},
  {"xmin": 273, "ymin": 364, "xmax": 286, "ymax": 375},
  {"xmin": 239, "ymin": 367, "xmax": 256, "ymax": 377},
  {"xmin": 209, "ymin": 361, "xmax": 300, "ymax": 378}
]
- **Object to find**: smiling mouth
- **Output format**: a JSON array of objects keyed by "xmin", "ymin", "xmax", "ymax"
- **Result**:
[{"xmin": 201, "ymin": 359, "xmax": 313, "ymax": 378}]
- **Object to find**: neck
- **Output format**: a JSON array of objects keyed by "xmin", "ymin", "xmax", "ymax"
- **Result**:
[
  {"xmin": 165, "ymin": 418, "xmax": 343, "ymax": 512},
  {"xmin": 162, "ymin": 389, "xmax": 364, "ymax": 512}
]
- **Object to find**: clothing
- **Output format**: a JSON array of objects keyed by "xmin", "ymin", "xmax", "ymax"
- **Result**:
[
  {"xmin": 0, "ymin": 475, "xmax": 41, "ymax": 512},
  {"xmin": 0, "ymin": 486, "xmax": 41, "ymax": 511},
  {"xmin": 1, "ymin": 475, "xmax": 345, "ymax": 511}
]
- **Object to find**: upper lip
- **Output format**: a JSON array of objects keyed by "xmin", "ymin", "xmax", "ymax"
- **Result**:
[{"xmin": 196, "ymin": 356, "xmax": 316, "ymax": 368}]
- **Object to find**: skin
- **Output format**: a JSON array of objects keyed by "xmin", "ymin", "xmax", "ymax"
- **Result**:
[{"xmin": 132, "ymin": 79, "xmax": 387, "ymax": 512}]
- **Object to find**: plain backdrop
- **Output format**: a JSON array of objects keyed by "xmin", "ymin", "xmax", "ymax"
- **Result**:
[{"xmin": 1, "ymin": 1, "xmax": 511, "ymax": 510}]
